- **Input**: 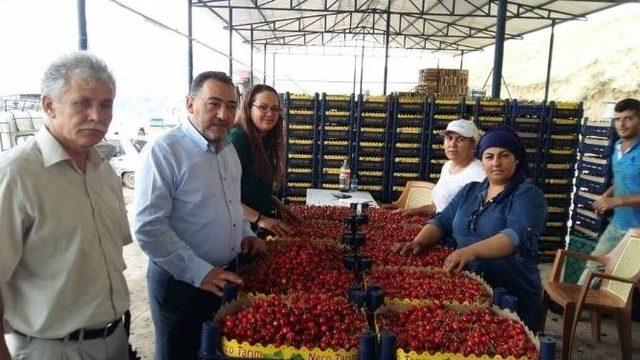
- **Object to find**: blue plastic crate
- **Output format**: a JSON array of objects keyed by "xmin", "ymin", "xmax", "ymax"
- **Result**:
[
  {"xmin": 283, "ymin": 187, "xmax": 307, "ymax": 197},
  {"xmin": 573, "ymin": 191, "xmax": 598, "ymax": 209},
  {"xmin": 581, "ymin": 123, "xmax": 614, "ymax": 138},
  {"xmin": 322, "ymin": 114, "xmax": 352, "ymax": 125},
  {"xmin": 287, "ymin": 113, "xmax": 317, "ymax": 124},
  {"xmin": 286, "ymin": 171, "xmax": 314, "ymax": 182},
  {"xmin": 323, "ymin": 96, "xmax": 353, "ymax": 110},
  {"xmin": 395, "ymin": 99, "xmax": 425, "ymax": 112},
  {"xmin": 287, "ymin": 128, "xmax": 315, "ymax": 138},
  {"xmin": 576, "ymin": 174, "xmax": 609, "ymax": 193},
  {"xmin": 577, "ymin": 158, "xmax": 611, "ymax": 178},
  {"xmin": 572, "ymin": 210, "xmax": 607, "ymax": 232},
  {"xmin": 579, "ymin": 141, "xmax": 614, "ymax": 157},
  {"xmin": 543, "ymin": 135, "xmax": 579, "ymax": 148}
]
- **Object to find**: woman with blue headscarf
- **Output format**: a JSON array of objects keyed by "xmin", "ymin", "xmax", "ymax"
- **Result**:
[{"xmin": 395, "ymin": 125, "xmax": 547, "ymax": 331}]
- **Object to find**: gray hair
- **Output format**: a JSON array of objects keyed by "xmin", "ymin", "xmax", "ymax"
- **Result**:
[{"xmin": 41, "ymin": 52, "xmax": 116, "ymax": 100}]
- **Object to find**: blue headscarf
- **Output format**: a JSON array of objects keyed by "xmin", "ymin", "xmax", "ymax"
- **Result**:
[{"xmin": 475, "ymin": 125, "xmax": 529, "ymax": 202}]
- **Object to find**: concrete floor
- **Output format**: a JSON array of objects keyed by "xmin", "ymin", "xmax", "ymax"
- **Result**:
[{"xmin": 122, "ymin": 189, "xmax": 640, "ymax": 359}]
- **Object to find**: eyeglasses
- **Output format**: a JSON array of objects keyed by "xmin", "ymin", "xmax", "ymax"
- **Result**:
[{"xmin": 252, "ymin": 103, "xmax": 280, "ymax": 115}]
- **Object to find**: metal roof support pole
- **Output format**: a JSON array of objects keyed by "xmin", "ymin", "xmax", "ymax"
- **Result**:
[
  {"xmin": 459, "ymin": 51, "xmax": 464, "ymax": 70},
  {"xmin": 250, "ymin": 28, "xmax": 254, "ymax": 87},
  {"xmin": 352, "ymin": 55, "xmax": 357, "ymax": 95},
  {"xmin": 229, "ymin": 8, "xmax": 233, "ymax": 80},
  {"xmin": 543, "ymin": 20, "xmax": 556, "ymax": 103},
  {"xmin": 77, "ymin": 0, "xmax": 88, "ymax": 50},
  {"xmin": 187, "ymin": 0, "xmax": 193, "ymax": 90},
  {"xmin": 263, "ymin": 44, "xmax": 267, "ymax": 84},
  {"xmin": 359, "ymin": 40, "xmax": 365, "ymax": 95},
  {"xmin": 272, "ymin": 52, "xmax": 276, "ymax": 87},
  {"xmin": 383, "ymin": 8, "xmax": 391, "ymax": 95},
  {"xmin": 491, "ymin": 0, "xmax": 507, "ymax": 99}
]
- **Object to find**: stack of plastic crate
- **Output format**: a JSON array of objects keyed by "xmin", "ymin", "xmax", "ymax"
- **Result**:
[
  {"xmin": 282, "ymin": 93, "xmax": 319, "ymax": 204},
  {"xmin": 387, "ymin": 94, "xmax": 429, "ymax": 201},
  {"xmin": 537, "ymin": 101, "xmax": 583, "ymax": 261},
  {"xmin": 462, "ymin": 98, "xmax": 476, "ymax": 122},
  {"xmin": 353, "ymin": 94, "xmax": 393, "ymax": 202},
  {"xmin": 474, "ymin": 98, "xmax": 510, "ymax": 132},
  {"xmin": 509, "ymin": 100, "xmax": 546, "ymax": 181},
  {"xmin": 425, "ymin": 97, "xmax": 464, "ymax": 183},
  {"xmin": 570, "ymin": 116, "xmax": 617, "ymax": 241},
  {"xmin": 317, "ymin": 94, "xmax": 356, "ymax": 191}
]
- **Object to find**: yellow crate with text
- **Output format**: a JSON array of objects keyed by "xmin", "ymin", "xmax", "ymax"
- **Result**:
[
  {"xmin": 376, "ymin": 303, "xmax": 540, "ymax": 360},
  {"xmin": 216, "ymin": 296, "xmax": 361, "ymax": 360}
]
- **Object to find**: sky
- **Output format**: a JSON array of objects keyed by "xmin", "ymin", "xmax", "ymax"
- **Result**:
[{"xmin": 0, "ymin": 0, "xmax": 636, "ymax": 130}]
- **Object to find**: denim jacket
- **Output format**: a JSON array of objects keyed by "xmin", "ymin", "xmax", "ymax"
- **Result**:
[{"xmin": 428, "ymin": 179, "xmax": 548, "ymax": 331}]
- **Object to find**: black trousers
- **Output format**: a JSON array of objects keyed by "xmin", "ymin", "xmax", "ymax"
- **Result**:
[{"xmin": 147, "ymin": 261, "xmax": 222, "ymax": 360}]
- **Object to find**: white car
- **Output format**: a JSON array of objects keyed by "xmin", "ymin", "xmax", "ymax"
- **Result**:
[{"xmin": 109, "ymin": 138, "xmax": 147, "ymax": 189}]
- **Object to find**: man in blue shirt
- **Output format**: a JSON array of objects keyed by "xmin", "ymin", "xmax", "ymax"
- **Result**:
[
  {"xmin": 133, "ymin": 71, "xmax": 265, "ymax": 359},
  {"xmin": 580, "ymin": 98, "xmax": 640, "ymax": 285}
]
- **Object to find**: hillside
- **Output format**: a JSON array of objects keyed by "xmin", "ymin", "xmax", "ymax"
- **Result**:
[{"xmin": 462, "ymin": 4, "xmax": 640, "ymax": 119}]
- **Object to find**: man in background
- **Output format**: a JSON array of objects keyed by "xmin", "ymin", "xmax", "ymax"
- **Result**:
[{"xmin": 580, "ymin": 98, "xmax": 640, "ymax": 284}]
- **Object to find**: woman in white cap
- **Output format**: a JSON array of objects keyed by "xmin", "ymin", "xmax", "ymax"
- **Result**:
[{"xmin": 399, "ymin": 119, "xmax": 485, "ymax": 216}]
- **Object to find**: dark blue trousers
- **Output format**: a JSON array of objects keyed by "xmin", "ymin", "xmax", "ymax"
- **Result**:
[{"xmin": 147, "ymin": 261, "xmax": 222, "ymax": 360}]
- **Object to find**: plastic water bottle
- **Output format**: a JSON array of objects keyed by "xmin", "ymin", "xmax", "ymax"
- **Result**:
[
  {"xmin": 339, "ymin": 159, "xmax": 351, "ymax": 192},
  {"xmin": 350, "ymin": 176, "xmax": 358, "ymax": 192}
]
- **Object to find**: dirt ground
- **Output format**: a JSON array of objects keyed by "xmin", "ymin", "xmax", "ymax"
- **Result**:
[{"xmin": 121, "ymin": 189, "xmax": 640, "ymax": 360}]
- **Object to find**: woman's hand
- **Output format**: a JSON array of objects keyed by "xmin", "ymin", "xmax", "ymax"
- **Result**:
[
  {"xmin": 393, "ymin": 240, "xmax": 423, "ymax": 255},
  {"xmin": 402, "ymin": 207, "xmax": 420, "ymax": 216},
  {"xmin": 281, "ymin": 204, "xmax": 301, "ymax": 222},
  {"xmin": 257, "ymin": 216, "xmax": 293, "ymax": 237},
  {"xmin": 443, "ymin": 247, "xmax": 477, "ymax": 272}
]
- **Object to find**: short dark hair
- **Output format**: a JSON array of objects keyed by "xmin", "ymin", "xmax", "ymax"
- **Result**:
[
  {"xmin": 189, "ymin": 71, "xmax": 233, "ymax": 97},
  {"xmin": 614, "ymin": 98, "xmax": 640, "ymax": 119}
]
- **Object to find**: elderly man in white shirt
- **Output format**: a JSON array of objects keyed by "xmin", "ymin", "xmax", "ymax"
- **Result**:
[{"xmin": 0, "ymin": 52, "xmax": 131, "ymax": 360}]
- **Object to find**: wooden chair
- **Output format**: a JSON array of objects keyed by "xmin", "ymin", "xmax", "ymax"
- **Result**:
[
  {"xmin": 389, "ymin": 181, "xmax": 435, "ymax": 210},
  {"xmin": 540, "ymin": 228, "xmax": 640, "ymax": 360}
]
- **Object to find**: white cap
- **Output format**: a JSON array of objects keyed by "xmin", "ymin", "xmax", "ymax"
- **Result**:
[{"xmin": 445, "ymin": 119, "xmax": 481, "ymax": 142}]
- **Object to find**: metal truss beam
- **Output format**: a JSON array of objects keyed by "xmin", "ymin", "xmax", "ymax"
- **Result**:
[
  {"xmin": 247, "ymin": 27, "xmax": 501, "ymax": 39},
  {"xmin": 228, "ymin": 12, "xmax": 521, "ymax": 39},
  {"xmin": 194, "ymin": 0, "xmax": 580, "ymax": 20},
  {"xmin": 251, "ymin": 31, "xmax": 482, "ymax": 51}
]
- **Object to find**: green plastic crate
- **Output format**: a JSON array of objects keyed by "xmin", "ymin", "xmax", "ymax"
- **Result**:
[{"xmin": 563, "ymin": 235, "xmax": 598, "ymax": 283}]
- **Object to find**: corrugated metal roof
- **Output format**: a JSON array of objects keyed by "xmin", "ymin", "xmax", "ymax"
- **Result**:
[{"xmin": 193, "ymin": 0, "xmax": 629, "ymax": 52}]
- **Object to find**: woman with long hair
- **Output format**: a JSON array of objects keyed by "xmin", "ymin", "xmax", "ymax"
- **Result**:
[{"xmin": 229, "ymin": 84, "xmax": 297, "ymax": 237}]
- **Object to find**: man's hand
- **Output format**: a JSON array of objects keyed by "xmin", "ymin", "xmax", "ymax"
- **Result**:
[
  {"xmin": 393, "ymin": 241, "xmax": 423, "ymax": 256},
  {"xmin": 443, "ymin": 247, "xmax": 477, "ymax": 272},
  {"xmin": 241, "ymin": 236, "xmax": 267, "ymax": 256},
  {"xmin": 592, "ymin": 196, "xmax": 618, "ymax": 216},
  {"xmin": 199, "ymin": 267, "xmax": 244, "ymax": 296},
  {"xmin": 257, "ymin": 217, "xmax": 293, "ymax": 237}
]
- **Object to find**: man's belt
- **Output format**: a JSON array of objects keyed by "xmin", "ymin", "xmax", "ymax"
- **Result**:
[{"xmin": 14, "ymin": 317, "xmax": 122, "ymax": 341}]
